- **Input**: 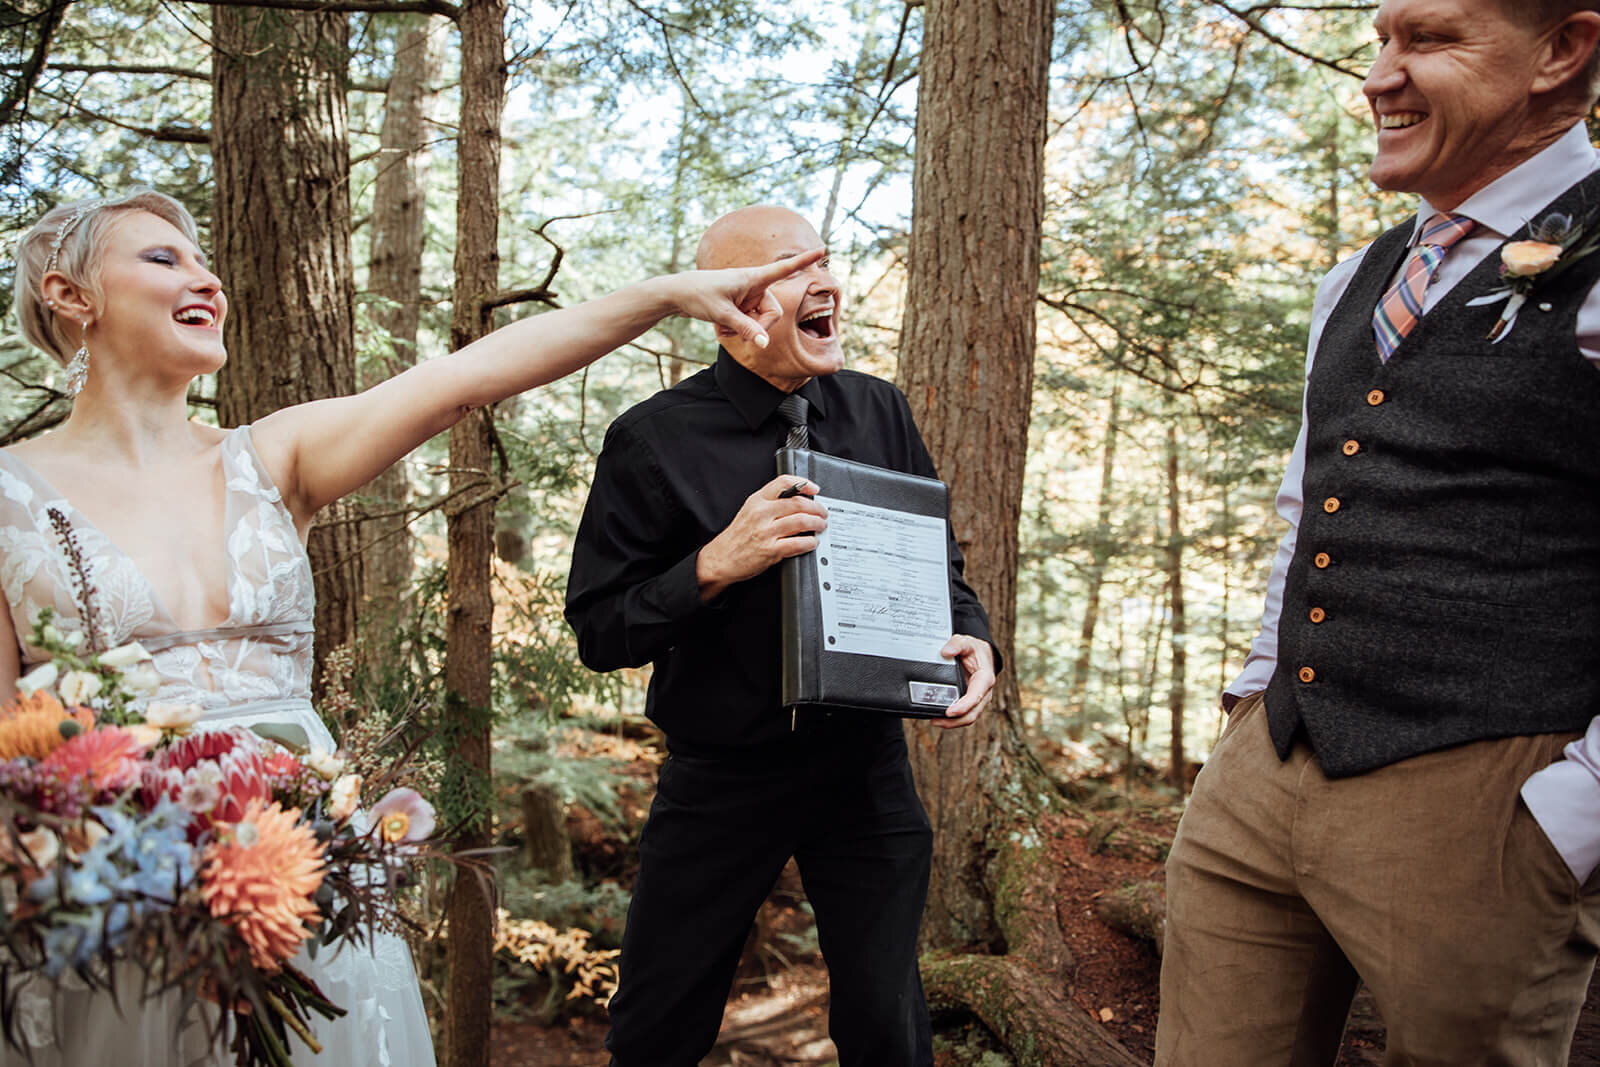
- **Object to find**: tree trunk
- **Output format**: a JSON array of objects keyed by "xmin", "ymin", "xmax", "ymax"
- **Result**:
[
  {"xmin": 212, "ymin": 5, "xmax": 360, "ymax": 697},
  {"xmin": 898, "ymin": 0, "xmax": 1052, "ymax": 953},
  {"xmin": 1067, "ymin": 370, "xmax": 1122, "ymax": 739},
  {"xmin": 1165, "ymin": 420, "xmax": 1187, "ymax": 790},
  {"xmin": 362, "ymin": 14, "xmax": 441, "ymax": 617},
  {"xmin": 442, "ymin": 1, "xmax": 504, "ymax": 1065},
  {"xmin": 521, "ymin": 783, "xmax": 574, "ymax": 882},
  {"xmin": 897, "ymin": 0, "xmax": 1135, "ymax": 1061}
]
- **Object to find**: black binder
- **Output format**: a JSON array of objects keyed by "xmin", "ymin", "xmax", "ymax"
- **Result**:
[{"xmin": 777, "ymin": 447, "xmax": 966, "ymax": 718}]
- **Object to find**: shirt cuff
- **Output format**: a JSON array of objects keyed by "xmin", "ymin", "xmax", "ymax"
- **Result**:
[
  {"xmin": 1521, "ymin": 742, "xmax": 1600, "ymax": 885},
  {"xmin": 648, "ymin": 550, "xmax": 715, "ymax": 622}
]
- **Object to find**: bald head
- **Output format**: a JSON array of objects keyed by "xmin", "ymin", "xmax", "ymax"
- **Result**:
[
  {"xmin": 697, "ymin": 205, "xmax": 821, "ymax": 271},
  {"xmin": 694, "ymin": 204, "xmax": 842, "ymax": 391}
]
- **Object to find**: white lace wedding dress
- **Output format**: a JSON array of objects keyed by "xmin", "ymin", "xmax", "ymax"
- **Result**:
[{"xmin": 0, "ymin": 427, "xmax": 436, "ymax": 1067}]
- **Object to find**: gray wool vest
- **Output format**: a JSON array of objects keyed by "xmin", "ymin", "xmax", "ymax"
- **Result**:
[{"xmin": 1264, "ymin": 173, "xmax": 1600, "ymax": 778}]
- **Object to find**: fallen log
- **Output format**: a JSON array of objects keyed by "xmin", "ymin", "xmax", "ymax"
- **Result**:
[{"xmin": 1093, "ymin": 880, "xmax": 1167, "ymax": 956}]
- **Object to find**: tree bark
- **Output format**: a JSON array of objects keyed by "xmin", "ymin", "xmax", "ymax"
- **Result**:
[
  {"xmin": 897, "ymin": 0, "xmax": 1052, "ymax": 954},
  {"xmin": 897, "ymin": 0, "xmax": 1134, "ymax": 1062},
  {"xmin": 212, "ymin": 5, "xmax": 360, "ymax": 698},
  {"xmin": 1165, "ymin": 420, "xmax": 1187, "ymax": 790},
  {"xmin": 442, "ymin": 1, "xmax": 503, "ymax": 1064},
  {"xmin": 362, "ymin": 13, "xmax": 441, "ymax": 616},
  {"xmin": 1093, "ymin": 880, "xmax": 1167, "ymax": 956},
  {"xmin": 520, "ymin": 783, "xmax": 574, "ymax": 882},
  {"xmin": 1067, "ymin": 370, "xmax": 1122, "ymax": 740}
]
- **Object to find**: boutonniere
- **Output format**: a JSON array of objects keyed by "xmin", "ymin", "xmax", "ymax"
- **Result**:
[{"xmin": 1465, "ymin": 211, "xmax": 1600, "ymax": 342}]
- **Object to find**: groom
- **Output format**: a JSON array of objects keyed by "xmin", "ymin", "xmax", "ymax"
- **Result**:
[
  {"xmin": 565, "ymin": 205, "xmax": 998, "ymax": 1066},
  {"xmin": 1157, "ymin": 1, "xmax": 1600, "ymax": 1063}
]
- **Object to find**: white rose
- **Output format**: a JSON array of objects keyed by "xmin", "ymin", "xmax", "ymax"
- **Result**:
[
  {"xmin": 329, "ymin": 774, "xmax": 363, "ymax": 822},
  {"xmin": 15, "ymin": 662, "xmax": 58, "ymax": 697},
  {"xmin": 306, "ymin": 745, "xmax": 346, "ymax": 781},
  {"xmin": 127, "ymin": 724, "xmax": 163, "ymax": 749},
  {"xmin": 145, "ymin": 701, "xmax": 204, "ymax": 734},
  {"xmin": 57, "ymin": 670, "xmax": 102, "ymax": 706},
  {"xmin": 99, "ymin": 642, "xmax": 152, "ymax": 668},
  {"xmin": 122, "ymin": 664, "xmax": 162, "ymax": 696}
]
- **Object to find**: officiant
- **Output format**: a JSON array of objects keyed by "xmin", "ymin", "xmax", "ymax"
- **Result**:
[
  {"xmin": 1157, "ymin": 1, "xmax": 1600, "ymax": 1063},
  {"xmin": 565, "ymin": 204, "xmax": 997, "ymax": 1067}
]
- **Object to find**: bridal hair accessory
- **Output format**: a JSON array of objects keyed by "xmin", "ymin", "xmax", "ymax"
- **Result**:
[
  {"xmin": 44, "ymin": 203, "xmax": 97, "ymax": 276},
  {"xmin": 1466, "ymin": 211, "xmax": 1600, "ymax": 343},
  {"xmin": 66, "ymin": 322, "xmax": 90, "ymax": 397}
]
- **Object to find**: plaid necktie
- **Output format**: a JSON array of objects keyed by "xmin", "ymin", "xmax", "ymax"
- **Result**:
[
  {"xmin": 1373, "ymin": 212, "xmax": 1478, "ymax": 361},
  {"xmin": 777, "ymin": 392, "xmax": 810, "ymax": 450}
]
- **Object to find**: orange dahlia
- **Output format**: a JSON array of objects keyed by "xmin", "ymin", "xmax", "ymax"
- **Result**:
[
  {"xmin": 0, "ymin": 691, "xmax": 92, "ymax": 761},
  {"xmin": 200, "ymin": 800, "xmax": 325, "ymax": 972},
  {"xmin": 37, "ymin": 725, "xmax": 143, "ymax": 793}
]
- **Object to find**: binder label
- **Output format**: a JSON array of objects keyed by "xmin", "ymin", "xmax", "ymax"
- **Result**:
[{"xmin": 908, "ymin": 682, "xmax": 959, "ymax": 708}]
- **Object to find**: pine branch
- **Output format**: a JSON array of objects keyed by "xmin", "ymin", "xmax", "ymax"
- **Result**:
[{"xmin": 0, "ymin": 0, "xmax": 71, "ymax": 127}]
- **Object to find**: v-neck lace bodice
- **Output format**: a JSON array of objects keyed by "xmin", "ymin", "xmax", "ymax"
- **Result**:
[
  {"xmin": 0, "ymin": 426, "xmax": 315, "ymax": 716},
  {"xmin": 0, "ymin": 427, "xmax": 432, "ymax": 1067}
]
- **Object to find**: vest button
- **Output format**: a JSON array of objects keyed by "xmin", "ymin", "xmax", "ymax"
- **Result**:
[
  {"xmin": 1314, "ymin": 552, "xmax": 1331, "ymax": 568},
  {"xmin": 1342, "ymin": 440, "xmax": 1360, "ymax": 456},
  {"xmin": 1367, "ymin": 389, "xmax": 1385, "ymax": 406},
  {"xmin": 1309, "ymin": 607, "xmax": 1326, "ymax": 623},
  {"xmin": 1323, "ymin": 497, "xmax": 1341, "ymax": 513},
  {"xmin": 1298, "ymin": 666, "xmax": 1316, "ymax": 683}
]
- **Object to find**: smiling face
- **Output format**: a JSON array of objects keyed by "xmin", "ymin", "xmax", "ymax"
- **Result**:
[
  {"xmin": 697, "ymin": 206, "xmax": 841, "ymax": 392},
  {"xmin": 1362, "ymin": 0, "xmax": 1584, "ymax": 208},
  {"xmin": 90, "ymin": 210, "xmax": 228, "ymax": 380}
]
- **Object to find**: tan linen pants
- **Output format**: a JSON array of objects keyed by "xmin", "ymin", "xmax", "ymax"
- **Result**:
[{"xmin": 1157, "ymin": 691, "xmax": 1600, "ymax": 1067}]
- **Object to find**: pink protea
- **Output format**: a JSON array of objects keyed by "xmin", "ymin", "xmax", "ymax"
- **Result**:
[
  {"xmin": 156, "ymin": 727, "xmax": 259, "ymax": 773},
  {"xmin": 38, "ymin": 726, "xmax": 144, "ymax": 795}
]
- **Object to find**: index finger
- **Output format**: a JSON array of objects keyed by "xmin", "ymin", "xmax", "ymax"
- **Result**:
[{"xmin": 749, "ymin": 247, "xmax": 826, "ymax": 289}]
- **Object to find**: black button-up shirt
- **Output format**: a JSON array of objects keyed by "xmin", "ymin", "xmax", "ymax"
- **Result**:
[{"xmin": 565, "ymin": 348, "xmax": 996, "ymax": 753}]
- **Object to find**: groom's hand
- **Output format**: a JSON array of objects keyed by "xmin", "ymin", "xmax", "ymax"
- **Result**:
[{"xmin": 696, "ymin": 476, "xmax": 827, "ymax": 602}]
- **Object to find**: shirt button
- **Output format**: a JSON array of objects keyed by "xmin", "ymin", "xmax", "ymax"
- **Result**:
[
  {"xmin": 1309, "ymin": 607, "xmax": 1326, "ymax": 623},
  {"xmin": 1367, "ymin": 389, "xmax": 1385, "ymax": 406},
  {"xmin": 1298, "ymin": 666, "xmax": 1316, "ymax": 683},
  {"xmin": 1342, "ymin": 440, "xmax": 1360, "ymax": 456},
  {"xmin": 1314, "ymin": 552, "xmax": 1331, "ymax": 569},
  {"xmin": 1323, "ymin": 497, "xmax": 1341, "ymax": 514}
]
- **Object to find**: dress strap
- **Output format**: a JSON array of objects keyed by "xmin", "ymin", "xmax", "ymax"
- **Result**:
[{"xmin": 137, "ymin": 619, "xmax": 315, "ymax": 653}]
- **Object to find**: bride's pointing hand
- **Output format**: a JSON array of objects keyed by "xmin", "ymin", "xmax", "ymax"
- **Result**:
[{"xmin": 665, "ymin": 248, "xmax": 826, "ymax": 348}]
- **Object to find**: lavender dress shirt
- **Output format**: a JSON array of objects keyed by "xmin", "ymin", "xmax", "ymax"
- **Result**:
[{"xmin": 1226, "ymin": 121, "xmax": 1600, "ymax": 884}]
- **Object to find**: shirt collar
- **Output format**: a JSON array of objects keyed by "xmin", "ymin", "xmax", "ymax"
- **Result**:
[
  {"xmin": 1414, "ymin": 121, "xmax": 1600, "ymax": 243},
  {"xmin": 713, "ymin": 347, "xmax": 830, "ymax": 432}
]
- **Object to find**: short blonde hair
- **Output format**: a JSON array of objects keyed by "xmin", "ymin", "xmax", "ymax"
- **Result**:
[{"xmin": 12, "ymin": 190, "xmax": 200, "ymax": 367}]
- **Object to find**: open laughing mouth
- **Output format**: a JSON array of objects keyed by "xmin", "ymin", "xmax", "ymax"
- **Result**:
[
  {"xmin": 174, "ymin": 305, "xmax": 217, "ymax": 328},
  {"xmin": 798, "ymin": 306, "xmax": 835, "ymax": 342}
]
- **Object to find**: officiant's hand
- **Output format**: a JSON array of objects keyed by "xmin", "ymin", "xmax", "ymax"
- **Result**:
[
  {"xmin": 696, "ymin": 476, "xmax": 827, "ymax": 602},
  {"xmin": 934, "ymin": 635, "xmax": 996, "ymax": 729}
]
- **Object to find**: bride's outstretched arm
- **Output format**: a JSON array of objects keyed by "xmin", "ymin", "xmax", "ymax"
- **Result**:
[
  {"xmin": 0, "ymin": 593, "xmax": 19, "ymax": 697},
  {"xmin": 251, "ymin": 249, "xmax": 823, "ymax": 530}
]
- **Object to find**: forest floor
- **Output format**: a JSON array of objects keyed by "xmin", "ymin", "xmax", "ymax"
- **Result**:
[{"xmin": 484, "ymin": 728, "xmax": 1600, "ymax": 1066}]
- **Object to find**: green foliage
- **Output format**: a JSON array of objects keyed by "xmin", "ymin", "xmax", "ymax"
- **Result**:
[
  {"xmin": 494, "ymin": 715, "xmax": 630, "ymax": 829},
  {"xmin": 499, "ymin": 869, "xmax": 631, "ymax": 949},
  {"xmin": 932, "ymin": 1014, "xmax": 1017, "ymax": 1067}
]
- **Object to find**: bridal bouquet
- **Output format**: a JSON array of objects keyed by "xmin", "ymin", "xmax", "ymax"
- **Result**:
[{"xmin": 0, "ymin": 610, "xmax": 442, "ymax": 1067}]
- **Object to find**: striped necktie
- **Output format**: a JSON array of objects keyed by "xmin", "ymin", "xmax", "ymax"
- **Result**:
[
  {"xmin": 1373, "ymin": 212, "xmax": 1478, "ymax": 361},
  {"xmin": 777, "ymin": 392, "xmax": 810, "ymax": 450}
]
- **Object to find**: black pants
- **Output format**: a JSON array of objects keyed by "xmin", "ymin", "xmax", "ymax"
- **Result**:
[{"xmin": 605, "ymin": 722, "xmax": 934, "ymax": 1067}]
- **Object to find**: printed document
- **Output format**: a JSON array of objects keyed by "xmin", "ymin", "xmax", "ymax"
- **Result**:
[{"xmin": 810, "ymin": 494, "xmax": 952, "ymax": 663}]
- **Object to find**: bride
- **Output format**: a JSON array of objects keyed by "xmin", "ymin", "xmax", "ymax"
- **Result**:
[{"xmin": 0, "ymin": 190, "xmax": 818, "ymax": 1066}]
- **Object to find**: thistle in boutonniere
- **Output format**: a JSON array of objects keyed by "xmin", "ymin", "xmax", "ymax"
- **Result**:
[{"xmin": 1466, "ymin": 211, "xmax": 1600, "ymax": 342}]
